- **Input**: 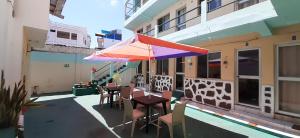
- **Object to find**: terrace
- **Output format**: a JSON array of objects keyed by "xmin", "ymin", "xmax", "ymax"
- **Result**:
[{"xmin": 23, "ymin": 89, "xmax": 296, "ymax": 138}]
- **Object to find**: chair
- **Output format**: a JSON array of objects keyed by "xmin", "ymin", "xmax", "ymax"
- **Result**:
[
  {"xmin": 129, "ymin": 83, "xmax": 135, "ymax": 98},
  {"xmin": 132, "ymin": 90, "xmax": 145, "ymax": 109},
  {"xmin": 116, "ymin": 87, "xmax": 131, "ymax": 110},
  {"xmin": 154, "ymin": 91, "xmax": 172, "ymax": 114},
  {"xmin": 157, "ymin": 102, "xmax": 187, "ymax": 138},
  {"xmin": 122, "ymin": 98, "xmax": 145, "ymax": 138},
  {"xmin": 97, "ymin": 86, "xmax": 110, "ymax": 107},
  {"xmin": 107, "ymin": 82, "xmax": 117, "ymax": 87}
]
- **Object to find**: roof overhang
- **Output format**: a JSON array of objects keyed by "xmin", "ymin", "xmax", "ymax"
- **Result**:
[{"xmin": 50, "ymin": 0, "xmax": 66, "ymax": 19}]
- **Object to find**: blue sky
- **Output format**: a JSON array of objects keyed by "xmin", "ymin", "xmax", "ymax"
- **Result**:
[{"xmin": 50, "ymin": 0, "xmax": 134, "ymax": 48}]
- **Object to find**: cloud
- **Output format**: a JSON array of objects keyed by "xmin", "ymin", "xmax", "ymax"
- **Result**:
[{"xmin": 110, "ymin": 0, "xmax": 118, "ymax": 6}]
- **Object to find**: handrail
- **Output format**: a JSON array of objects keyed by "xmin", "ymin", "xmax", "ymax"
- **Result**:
[
  {"xmin": 137, "ymin": 0, "xmax": 260, "ymax": 36},
  {"xmin": 95, "ymin": 62, "xmax": 111, "ymax": 73}
]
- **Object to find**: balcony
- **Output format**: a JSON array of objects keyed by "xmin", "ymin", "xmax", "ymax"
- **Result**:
[
  {"xmin": 137, "ymin": 0, "xmax": 276, "ymax": 45},
  {"xmin": 124, "ymin": 0, "xmax": 180, "ymax": 30}
]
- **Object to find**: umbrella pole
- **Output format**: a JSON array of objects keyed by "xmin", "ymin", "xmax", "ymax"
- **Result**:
[{"xmin": 148, "ymin": 44, "xmax": 151, "ymax": 95}]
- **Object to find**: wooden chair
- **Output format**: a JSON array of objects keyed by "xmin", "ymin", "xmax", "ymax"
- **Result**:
[
  {"xmin": 97, "ymin": 86, "xmax": 110, "ymax": 107},
  {"xmin": 122, "ymin": 98, "xmax": 145, "ymax": 138},
  {"xmin": 154, "ymin": 91, "xmax": 172, "ymax": 114},
  {"xmin": 116, "ymin": 87, "xmax": 131, "ymax": 110},
  {"xmin": 157, "ymin": 102, "xmax": 187, "ymax": 138}
]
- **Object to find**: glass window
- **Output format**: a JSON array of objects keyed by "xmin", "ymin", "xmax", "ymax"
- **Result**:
[
  {"xmin": 278, "ymin": 45, "xmax": 300, "ymax": 114},
  {"xmin": 157, "ymin": 14, "xmax": 170, "ymax": 33},
  {"xmin": 145, "ymin": 24, "xmax": 153, "ymax": 36},
  {"xmin": 176, "ymin": 57, "xmax": 185, "ymax": 73},
  {"xmin": 176, "ymin": 7, "xmax": 186, "ymax": 31},
  {"xmin": 238, "ymin": 78, "xmax": 259, "ymax": 106},
  {"xmin": 207, "ymin": 0, "xmax": 221, "ymax": 12},
  {"xmin": 50, "ymin": 29, "xmax": 56, "ymax": 32},
  {"xmin": 57, "ymin": 31, "xmax": 70, "ymax": 39},
  {"xmin": 197, "ymin": 55, "xmax": 208, "ymax": 78},
  {"xmin": 156, "ymin": 59, "xmax": 169, "ymax": 75},
  {"xmin": 71, "ymin": 33, "xmax": 77, "ymax": 40},
  {"xmin": 197, "ymin": 52, "xmax": 221, "ymax": 79},
  {"xmin": 238, "ymin": 50, "xmax": 259, "ymax": 76},
  {"xmin": 208, "ymin": 52, "xmax": 221, "ymax": 78},
  {"xmin": 146, "ymin": 61, "xmax": 149, "ymax": 84},
  {"xmin": 237, "ymin": 0, "xmax": 259, "ymax": 10}
]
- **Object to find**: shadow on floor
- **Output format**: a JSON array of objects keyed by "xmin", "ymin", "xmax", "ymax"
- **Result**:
[
  {"xmin": 92, "ymin": 104, "xmax": 247, "ymax": 138},
  {"xmin": 25, "ymin": 94, "xmax": 246, "ymax": 138},
  {"xmin": 24, "ymin": 97, "xmax": 117, "ymax": 138}
]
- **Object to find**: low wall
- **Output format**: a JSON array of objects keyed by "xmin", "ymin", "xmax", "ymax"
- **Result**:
[
  {"xmin": 152, "ymin": 75, "xmax": 173, "ymax": 92},
  {"xmin": 184, "ymin": 78, "xmax": 234, "ymax": 110}
]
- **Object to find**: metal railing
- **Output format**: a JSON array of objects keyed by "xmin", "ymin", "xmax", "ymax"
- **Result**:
[
  {"xmin": 135, "ymin": 0, "xmax": 263, "ymax": 37},
  {"xmin": 94, "ymin": 62, "xmax": 126, "ymax": 80},
  {"xmin": 125, "ymin": 0, "xmax": 142, "ymax": 20}
]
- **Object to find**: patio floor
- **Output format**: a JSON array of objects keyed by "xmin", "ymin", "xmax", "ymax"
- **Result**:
[{"xmin": 24, "ymin": 93, "xmax": 246, "ymax": 138}]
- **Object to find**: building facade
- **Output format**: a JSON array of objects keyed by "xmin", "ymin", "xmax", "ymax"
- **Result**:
[
  {"xmin": 46, "ymin": 21, "xmax": 91, "ymax": 48},
  {"xmin": 95, "ymin": 29, "xmax": 122, "ymax": 49},
  {"xmin": 0, "ymin": 0, "xmax": 66, "ymax": 93},
  {"xmin": 126, "ymin": 0, "xmax": 300, "ymax": 130}
]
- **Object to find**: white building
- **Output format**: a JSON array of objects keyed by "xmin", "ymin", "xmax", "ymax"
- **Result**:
[
  {"xmin": 46, "ymin": 21, "xmax": 91, "ymax": 48},
  {"xmin": 95, "ymin": 29, "xmax": 122, "ymax": 49}
]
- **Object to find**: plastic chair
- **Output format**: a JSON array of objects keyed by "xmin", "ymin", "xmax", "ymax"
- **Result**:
[
  {"xmin": 122, "ymin": 98, "xmax": 145, "ymax": 138},
  {"xmin": 97, "ymin": 86, "xmax": 110, "ymax": 107},
  {"xmin": 116, "ymin": 87, "xmax": 131, "ymax": 110},
  {"xmin": 157, "ymin": 102, "xmax": 187, "ymax": 138},
  {"xmin": 154, "ymin": 91, "xmax": 172, "ymax": 114}
]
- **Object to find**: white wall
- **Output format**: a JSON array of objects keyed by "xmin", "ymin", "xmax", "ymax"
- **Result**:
[
  {"xmin": 46, "ymin": 21, "xmax": 91, "ymax": 48},
  {"xmin": 0, "ymin": 0, "xmax": 49, "ymax": 89}
]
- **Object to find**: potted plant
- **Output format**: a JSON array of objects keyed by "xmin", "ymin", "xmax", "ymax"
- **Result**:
[{"xmin": 0, "ymin": 70, "xmax": 38, "ymax": 138}]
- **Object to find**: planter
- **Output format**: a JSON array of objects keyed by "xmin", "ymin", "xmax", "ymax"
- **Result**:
[{"xmin": 0, "ymin": 127, "xmax": 16, "ymax": 138}]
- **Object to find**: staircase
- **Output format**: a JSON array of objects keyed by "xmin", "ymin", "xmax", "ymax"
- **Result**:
[{"xmin": 94, "ymin": 62, "xmax": 128, "ymax": 86}]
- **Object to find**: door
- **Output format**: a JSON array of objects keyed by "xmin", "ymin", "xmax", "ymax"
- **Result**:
[
  {"xmin": 276, "ymin": 44, "xmax": 300, "ymax": 117},
  {"xmin": 236, "ymin": 49, "xmax": 260, "ymax": 107},
  {"xmin": 176, "ymin": 57, "xmax": 185, "ymax": 91}
]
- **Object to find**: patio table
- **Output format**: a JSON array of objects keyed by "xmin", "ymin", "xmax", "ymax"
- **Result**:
[
  {"xmin": 104, "ymin": 86, "xmax": 121, "ymax": 108},
  {"xmin": 132, "ymin": 95, "xmax": 168, "ymax": 133}
]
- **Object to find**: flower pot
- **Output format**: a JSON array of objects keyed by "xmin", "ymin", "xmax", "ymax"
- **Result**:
[{"xmin": 0, "ymin": 127, "xmax": 16, "ymax": 138}]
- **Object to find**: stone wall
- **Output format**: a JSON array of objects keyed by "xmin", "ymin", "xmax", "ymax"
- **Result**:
[
  {"xmin": 152, "ymin": 75, "xmax": 173, "ymax": 92},
  {"xmin": 184, "ymin": 78, "xmax": 234, "ymax": 110},
  {"xmin": 136, "ymin": 74, "xmax": 144, "ymax": 88},
  {"xmin": 262, "ymin": 85, "xmax": 274, "ymax": 117}
]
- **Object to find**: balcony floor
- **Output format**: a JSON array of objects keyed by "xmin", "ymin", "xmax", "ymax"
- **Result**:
[{"xmin": 24, "ymin": 92, "xmax": 246, "ymax": 138}]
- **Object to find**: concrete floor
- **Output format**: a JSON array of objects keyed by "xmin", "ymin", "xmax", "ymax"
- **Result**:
[{"xmin": 24, "ymin": 93, "xmax": 246, "ymax": 138}]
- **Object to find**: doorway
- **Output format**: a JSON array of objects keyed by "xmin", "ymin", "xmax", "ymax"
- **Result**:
[{"xmin": 175, "ymin": 57, "xmax": 185, "ymax": 91}]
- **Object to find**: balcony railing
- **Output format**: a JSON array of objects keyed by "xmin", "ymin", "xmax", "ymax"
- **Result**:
[
  {"xmin": 125, "ymin": 0, "xmax": 143, "ymax": 20},
  {"xmin": 135, "ymin": 0, "xmax": 264, "ymax": 38}
]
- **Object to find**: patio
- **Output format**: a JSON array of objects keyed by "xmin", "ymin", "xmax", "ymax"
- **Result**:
[{"xmin": 24, "ymin": 92, "xmax": 246, "ymax": 138}]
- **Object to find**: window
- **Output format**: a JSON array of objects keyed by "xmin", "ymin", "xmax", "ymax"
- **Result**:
[
  {"xmin": 197, "ymin": 52, "xmax": 221, "ymax": 78},
  {"xmin": 145, "ymin": 24, "xmax": 153, "ymax": 36},
  {"xmin": 57, "ymin": 31, "xmax": 70, "ymax": 39},
  {"xmin": 157, "ymin": 14, "xmax": 170, "ymax": 33},
  {"xmin": 277, "ymin": 45, "xmax": 300, "ymax": 115},
  {"xmin": 71, "ymin": 33, "xmax": 77, "ymax": 40},
  {"xmin": 156, "ymin": 59, "xmax": 169, "ymax": 75},
  {"xmin": 207, "ymin": 0, "xmax": 221, "ymax": 12},
  {"xmin": 176, "ymin": 7, "xmax": 186, "ymax": 31},
  {"xmin": 138, "ymin": 62, "xmax": 142, "ymax": 74},
  {"xmin": 236, "ymin": 0, "xmax": 259, "ymax": 10},
  {"xmin": 50, "ymin": 29, "xmax": 56, "ymax": 32},
  {"xmin": 137, "ymin": 28, "xmax": 143, "ymax": 34}
]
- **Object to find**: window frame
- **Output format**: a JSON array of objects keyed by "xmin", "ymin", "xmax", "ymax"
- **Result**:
[
  {"xmin": 71, "ymin": 33, "xmax": 77, "ymax": 40},
  {"xmin": 207, "ymin": 0, "xmax": 222, "ymax": 12},
  {"xmin": 57, "ymin": 31, "xmax": 70, "ymax": 39},
  {"xmin": 275, "ymin": 42, "xmax": 300, "ymax": 117},
  {"xmin": 197, "ymin": 52, "xmax": 222, "ymax": 79},
  {"xmin": 157, "ymin": 14, "xmax": 170, "ymax": 33},
  {"xmin": 156, "ymin": 59, "xmax": 169, "ymax": 75},
  {"xmin": 176, "ymin": 7, "xmax": 187, "ymax": 31}
]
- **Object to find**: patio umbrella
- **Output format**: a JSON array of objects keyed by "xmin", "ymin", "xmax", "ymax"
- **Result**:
[
  {"xmin": 84, "ymin": 53, "xmax": 138, "ymax": 62},
  {"xmin": 95, "ymin": 34, "xmax": 208, "ymax": 91}
]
